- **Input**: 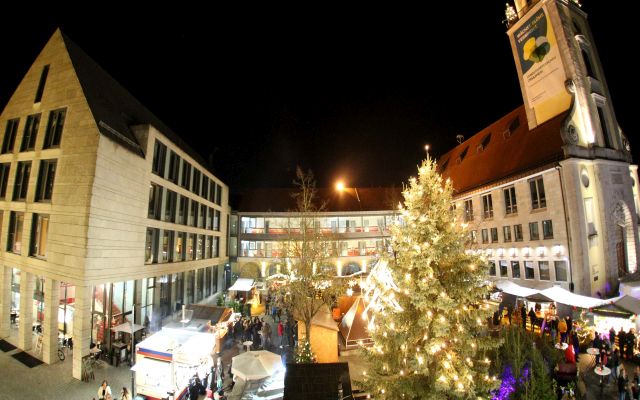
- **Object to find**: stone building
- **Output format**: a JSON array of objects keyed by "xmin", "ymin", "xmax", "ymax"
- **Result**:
[{"xmin": 0, "ymin": 30, "xmax": 230, "ymax": 379}]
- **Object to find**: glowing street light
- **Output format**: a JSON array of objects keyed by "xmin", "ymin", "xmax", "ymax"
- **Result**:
[
  {"xmin": 335, "ymin": 180, "xmax": 361, "ymax": 209},
  {"xmin": 335, "ymin": 181, "xmax": 345, "ymax": 192}
]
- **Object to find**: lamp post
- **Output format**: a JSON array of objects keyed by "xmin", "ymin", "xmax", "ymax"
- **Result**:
[
  {"xmin": 424, "ymin": 144, "xmax": 430, "ymax": 158},
  {"xmin": 335, "ymin": 181, "xmax": 361, "ymax": 210}
]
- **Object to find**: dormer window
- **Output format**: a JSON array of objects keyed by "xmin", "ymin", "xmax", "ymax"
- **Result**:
[
  {"xmin": 456, "ymin": 146, "xmax": 469, "ymax": 164},
  {"xmin": 477, "ymin": 134, "xmax": 491, "ymax": 153}
]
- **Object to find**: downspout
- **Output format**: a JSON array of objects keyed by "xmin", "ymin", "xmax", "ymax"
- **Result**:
[{"xmin": 556, "ymin": 164, "xmax": 576, "ymax": 292}]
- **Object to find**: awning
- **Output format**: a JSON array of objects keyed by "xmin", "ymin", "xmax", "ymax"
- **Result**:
[
  {"xmin": 494, "ymin": 280, "xmax": 538, "ymax": 298},
  {"xmin": 228, "ymin": 278, "xmax": 255, "ymax": 292},
  {"xmin": 539, "ymin": 286, "xmax": 615, "ymax": 309},
  {"xmin": 591, "ymin": 304, "xmax": 634, "ymax": 319},
  {"xmin": 614, "ymin": 295, "xmax": 640, "ymax": 315},
  {"xmin": 131, "ymin": 357, "xmax": 167, "ymax": 372},
  {"xmin": 111, "ymin": 322, "xmax": 144, "ymax": 334},
  {"xmin": 525, "ymin": 293, "xmax": 554, "ymax": 303}
]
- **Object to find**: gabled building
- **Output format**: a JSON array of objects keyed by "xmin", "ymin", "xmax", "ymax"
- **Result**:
[
  {"xmin": 439, "ymin": 0, "xmax": 639, "ymax": 297},
  {"xmin": 0, "ymin": 29, "xmax": 230, "ymax": 379}
]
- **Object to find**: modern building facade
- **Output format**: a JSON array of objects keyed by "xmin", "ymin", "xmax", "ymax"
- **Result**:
[
  {"xmin": 439, "ymin": 0, "xmax": 640, "ymax": 297},
  {"xmin": 0, "ymin": 30, "xmax": 230, "ymax": 379},
  {"xmin": 229, "ymin": 188, "xmax": 399, "ymax": 281}
]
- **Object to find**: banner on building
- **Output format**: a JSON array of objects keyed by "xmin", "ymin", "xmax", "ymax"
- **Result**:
[{"xmin": 512, "ymin": 3, "xmax": 570, "ymax": 126}]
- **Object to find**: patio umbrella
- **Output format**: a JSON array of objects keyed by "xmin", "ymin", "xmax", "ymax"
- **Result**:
[{"xmin": 231, "ymin": 350, "xmax": 282, "ymax": 381}]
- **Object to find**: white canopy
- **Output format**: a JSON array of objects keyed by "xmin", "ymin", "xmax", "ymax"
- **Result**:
[
  {"xmin": 111, "ymin": 322, "xmax": 145, "ymax": 334},
  {"xmin": 232, "ymin": 350, "xmax": 282, "ymax": 381},
  {"xmin": 228, "ymin": 278, "xmax": 255, "ymax": 292},
  {"xmin": 494, "ymin": 280, "xmax": 538, "ymax": 298}
]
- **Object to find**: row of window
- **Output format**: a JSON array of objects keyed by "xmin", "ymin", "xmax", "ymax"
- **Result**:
[
  {"xmin": 488, "ymin": 260, "xmax": 568, "ymax": 282},
  {"xmin": 472, "ymin": 220, "xmax": 554, "ymax": 244},
  {"xmin": 1, "ymin": 109, "xmax": 66, "ymax": 154},
  {"xmin": 148, "ymin": 183, "xmax": 221, "ymax": 231},
  {"xmin": 145, "ymin": 228, "xmax": 220, "ymax": 264},
  {"xmin": 152, "ymin": 140, "xmax": 223, "ymax": 206},
  {"xmin": 463, "ymin": 176, "xmax": 546, "ymax": 222},
  {"xmin": 239, "ymin": 239, "xmax": 386, "ymax": 258},
  {"xmin": 238, "ymin": 215, "xmax": 399, "ymax": 235},
  {"xmin": 0, "ymin": 159, "xmax": 57, "ymax": 202},
  {"xmin": 5, "ymin": 212, "xmax": 50, "ymax": 258}
]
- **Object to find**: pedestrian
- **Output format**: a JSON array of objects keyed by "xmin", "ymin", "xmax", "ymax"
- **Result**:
[
  {"xmin": 520, "ymin": 304, "xmax": 527, "ymax": 330},
  {"xmin": 528, "ymin": 308, "xmax": 536, "ymax": 333},
  {"xmin": 278, "ymin": 321, "xmax": 284, "ymax": 348},
  {"xmin": 611, "ymin": 349, "xmax": 621, "ymax": 381},
  {"xmin": 120, "ymin": 387, "xmax": 132, "ymax": 400},
  {"xmin": 618, "ymin": 368, "xmax": 629, "ymax": 400},
  {"xmin": 558, "ymin": 316, "xmax": 568, "ymax": 343},
  {"xmin": 97, "ymin": 380, "xmax": 112, "ymax": 400},
  {"xmin": 571, "ymin": 331, "xmax": 580, "ymax": 362}
]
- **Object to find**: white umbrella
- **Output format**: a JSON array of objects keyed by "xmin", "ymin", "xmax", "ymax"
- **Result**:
[
  {"xmin": 231, "ymin": 350, "xmax": 282, "ymax": 381},
  {"xmin": 111, "ymin": 322, "xmax": 144, "ymax": 334}
]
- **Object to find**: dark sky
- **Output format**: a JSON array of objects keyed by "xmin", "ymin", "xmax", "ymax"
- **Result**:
[{"xmin": 0, "ymin": 3, "xmax": 636, "ymax": 190}]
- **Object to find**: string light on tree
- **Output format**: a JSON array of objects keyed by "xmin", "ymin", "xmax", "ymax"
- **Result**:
[{"xmin": 359, "ymin": 157, "xmax": 500, "ymax": 399}]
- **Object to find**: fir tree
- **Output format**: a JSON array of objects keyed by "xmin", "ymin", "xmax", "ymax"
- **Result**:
[
  {"xmin": 360, "ymin": 158, "xmax": 500, "ymax": 399},
  {"xmin": 295, "ymin": 338, "xmax": 316, "ymax": 363}
]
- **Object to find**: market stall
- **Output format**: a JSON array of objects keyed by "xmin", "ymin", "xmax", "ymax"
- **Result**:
[{"xmin": 132, "ymin": 328, "xmax": 215, "ymax": 400}]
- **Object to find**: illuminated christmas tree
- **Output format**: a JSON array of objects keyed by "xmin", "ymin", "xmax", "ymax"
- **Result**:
[
  {"xmin": 360, "ymin": 158, "xmax": 500, "ymax": 399},
  {"xmin": 295, "ymin": 338, "xmax": 316, "ymax": 363}
]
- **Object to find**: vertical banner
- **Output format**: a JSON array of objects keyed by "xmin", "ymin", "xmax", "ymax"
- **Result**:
[{"xmin": 512, "ymin": 4, "xmax": 570, "ymax": 125}]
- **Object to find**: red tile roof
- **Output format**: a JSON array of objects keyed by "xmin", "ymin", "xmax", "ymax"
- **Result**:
[
  {"xmin": 232, "ymin": 187, "xmax": 402, "ymax": 213},
  {"xmin": 438, "ymin": 106, "xmax": 567, "ymax": 195}
]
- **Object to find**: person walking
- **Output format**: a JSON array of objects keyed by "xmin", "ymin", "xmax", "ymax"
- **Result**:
[
  {"xmin": 520, "ymin": 304, "xmax": 527, "ymax": 330},
  {"xmin": 120, "ymin": 387, "xmax": 132, "ymax": 400},
  {"xmin": 97, "ymin": 380, "xmax": 112, "ymax": 400},
  {"xmin": 611, "ymin": 349, "xmax": 621, "ymax": 382},
  {"xmin": 618, "ymin": 368, "xmax": 629, "ymax": 400},
  {"xmin": 558, "ymin": 317, "xmax": 568, "ymax": 343},
  {"xmin": 278, "ymin": 321, "xmax": 284, "ymax": 348}
]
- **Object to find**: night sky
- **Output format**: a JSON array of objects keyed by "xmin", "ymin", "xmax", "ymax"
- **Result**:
[{"xmin": 0, "ymin": 3, "xmax": 636, "ymax": 191}]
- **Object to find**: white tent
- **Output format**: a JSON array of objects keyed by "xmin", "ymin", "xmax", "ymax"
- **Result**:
[
  {"xmin": 494, "ymin": 280, "xmax": 539, "ymax": 298},
  {"xmin": 539, "ymin": 286, "xmax": 614, "ymax": 309},
  {"xmin": 232, "ymin": 350, "xmax": 282, "ymax": 381},
  {"xmin": 228, "ymin": 278, "xmax": 255, "ymax": 292}
]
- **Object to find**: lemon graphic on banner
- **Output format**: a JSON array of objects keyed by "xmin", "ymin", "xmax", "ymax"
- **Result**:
[{"xmin": 523, "ymin": 36, "xmax": 550, "ymax": 63}]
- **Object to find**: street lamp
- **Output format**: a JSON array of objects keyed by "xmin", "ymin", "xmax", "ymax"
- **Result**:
[
  {"xmin": 335, "ymin": 180, "xmax": 361, "ymax": 209},
  {"xmin": 424, "ymin": 144, "xmax": 430, "ymax": 157}
]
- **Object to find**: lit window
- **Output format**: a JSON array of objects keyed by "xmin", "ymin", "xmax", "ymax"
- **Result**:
[
  {"xmin": 504, "ymin": 186, "xmax": 517, "ymax": 214},
  {"xmin": 511, "ymin": 261, "xmax": 521, "ymax": 279},
  {"xmin": 529, "ymin": 177, "xmax": 546, "ymax": 209},
  {"xmin": 30, "ymin": 214, "xmax": 50, "ymax": 259},
  {"xmin": 7, "ymin": 212, "xmax": 25, "ymax": 254},
  {"xmin": 513, "ymin": 224, "xmax": 523, "ymax": 241},
  {"xmin": 529, "ymin": 222, "xmax": 540, "ymax": 240},
  {"xmin": 554, "ymin": 261, "xmax": 568, "ymax": 282},
  {"xmin": 503, "ymin": 226, "xmax": 512, "ymax": 242},
  {"xmin": 524, "ymin": 261, "xmax": 535, "ymax": 279},
  {"xmin": 539, "ymin": 261, "xmax": 550, "ymax": 280},
  {"xmin": 542, "ymin": 220, "xmax": 554, "ymax": 239},
  {"xmin": 482, "ymin": 194, "xmax": 493, "ymax": 219},
  {"xmin": 464, "ymin": 199, "xmax": 474, "ymax": 222}
]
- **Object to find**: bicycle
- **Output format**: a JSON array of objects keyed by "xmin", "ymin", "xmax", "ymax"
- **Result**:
[{"xmin": 58, "ymin": 337, "xmax": 72, "ymax": 361}]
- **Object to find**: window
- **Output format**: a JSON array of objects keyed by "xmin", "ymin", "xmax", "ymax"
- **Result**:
[
  {"xmin": 524, "ymin": 261, "xmax": 535, "ymax": 279},
  {"xmin": 164, "ymin": 190, "xmax": 177, "ymax": 222},
  {"xmin": 30, "ymin": 214, "xmax": 50, "ymax": 258},
  {"xmin": 43, "ymin": 108, "xmax": 66, "ymax": 148},
  {"xmin": 482, "ymin": 194, "xmax": 493, "ymax": 219},
  {"xmin": 145, "ymin": 228, "xmax": 159, "ymax": 264},
  {"xmin": 215, "ymin": 184, "xmax": 222, "ymax": 205},
  {"xmin": 2, "ymin": 118, "xmax": 19, "ymax": 154},
  {"xmin": 148, "ymin": 183, "xmax": 163, "ymax": 220},
  {"xmin": 597, "ymin": 105, "xmax": 612, "ymax": 148},
  {"xmin": 511, "ymin": 261, "xmax": 521, "ymax": 279},
  {"xmin": 514, "ymin": 224, "xmax": 523, "ymax": 241},
  {"xmin": 489, "ymin": 261, "xmax": 496, "ymax": 276},
  {"xmin": 189, "ymin": 200, "xmax": 198, "ymax": 227},
  {"xmin": 542, "ymin": 220, "xmax": 554, "ymax": 239},
  {"xmin": 529, "ymin": 222, "xmax": 540, "ymax": 240},
  {"xmin": 209, "ymin": 181, "xmax": 215, "ymax": 202},
  {"xmin": 499, "ymin": 260, "xmax": 508, "ymax": 277},
  {"xmin": 196, "ymin": 235, "xmax": 204, "ymax": 260},
  {"xmin": 7, "ymin": 212, "xmax": 25, "ymax": 254},
  {"xmin": 202, "ymin": 177, "xmax": 210, "ymax": 201},
  {"xmin": 161, "ymin": 230, "xmax": 173, "ymax": 263},
  {"xmin": 207, "ymin": 207, "xmax": 214, "ymax": 230},
  {"xmin": 529, "ymin": 177, "xmax": 546, "ymax": 209},
  {"xmin": 469, "ymin": 230, "xmax": 477, "ymax": 244},
  {"xmin": 20, "ymin": 114, "xmax": 41, "ymax": 152},
  {"xmin": 481, "ymin": 229, "xmax": 489, "ymax": 244},
  {"xmin": 503, "ymin": 226, "xmax": 512, "ymax": 242},
  {"xmin": 0, "ymin": 163, "xmax": 10, "ymax": 198},
  {"xmin": 199, "ymin": 204, "xmax": 206, "ymax": 228},
  {"xmin": 178, "ymin": 196, "xmax": 188, "ymax": 225},
  {"xmin": 504, "ymin": 186, "xmax": 517, "ymax": 214},
  {"xmin": 152, "ymin": 140, "xmax": 167, "ymax": 176},
  {"xmin": 490, "ymin": 227, "xmax": 499, "ymax": 243},
  {"xmin": 34, "ymin": 65, "xmax": 49, "ymax": 103},
  {"xmin": 464, "ymin": 199, "xmax": 474, "ymax": 222},
  {"xmin": 13, "ymin": 161, "xmax": 31, "ymax": 200},
  {"xmin": 211, "ymin": 236, "xmax": 219, "ymax": 257},
  {"xmin": 35, "ymin": 159, "xmax": 57, "ymax": 201},
  {"xmin": 539, "ymin": 261, "xmax": 550, "ymax": 280},
  {"xmin": 555, "ymin": 261, "xmax": 568, "ymax": 281},
  {"xmin": 192, "ymin": 169, "xmax": 201, "ymax": 195},
  {"xmin": 181, "ymin": 161, "xmax": 191, "ymax": 189},
  {"xmin": 213, "ymin": 210, "xmax": 221, "ymax": 231},
  {"xmin": 205, "ymin": 236, "xmax": 212, "ymax": 258},
  {"xmin": 175, "ymin": 232, "xmax": 186, "ymax": 262},
  {"xmin": 167, "ymin": 151, "xmax": 180, "ymax": 183},
  {"xmin": 187, "ymin": 233, "xmax": 195, "ymax": 260}
]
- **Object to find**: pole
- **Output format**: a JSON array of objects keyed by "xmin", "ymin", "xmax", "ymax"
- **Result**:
[
  {"xmin": 131, "ymin": 304, "xmax": 135, "ymax": 397},
  {"xmin": 354, "ymin": 188, "xmax": 361, "ymax": 210}
]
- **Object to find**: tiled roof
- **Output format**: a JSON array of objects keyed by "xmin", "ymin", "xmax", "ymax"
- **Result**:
[
  {"xmin": 59, "ymin": 31, "xmax": 216, "ymax": 174},
  {"xmin": 232, "ymin": 187, "xmax": 402, "ymax": 213},
  {"xmin": 437, "ymin": 105, "xmax": 567, "ymax": 195}
]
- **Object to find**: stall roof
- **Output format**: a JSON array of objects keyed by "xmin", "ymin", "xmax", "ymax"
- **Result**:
[
  {"xmin": 340, "ymin": 297, "xmax": 371, "ymax": 347},
  {"xmin": 539, "ymin": 286, "xmax": 616, "ymax": 309},
  {"xmin": 526, "ymin": 293, "xmax": 554, "ymax": 303},
  {"xmin": 494, "ymin": 280, "xmax": 538, "ymax": 297},
  {"xmin": 591, "ymin": 304, "xmax": 634, "ymax": 319},
  {"xmin": 228, "ymin": 278, "xmax": 255, "ymax": 292},
  {"xmin": 615, "ymin": 295, "xmax": 640, "ymax": 316}
]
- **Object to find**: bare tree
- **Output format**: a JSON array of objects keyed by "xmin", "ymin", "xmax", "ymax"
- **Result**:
[{"xmin": 276, "ymin": 167, "xmax": 343, "ymax": 340}]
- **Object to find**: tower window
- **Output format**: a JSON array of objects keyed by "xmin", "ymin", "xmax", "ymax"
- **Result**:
[
  {"xmin": 597, "ymin": 105, "xmax": 612, "ymax": 148},
  {"xmin": 581, "ymin": 49, "xmax": 595, "ymax": 78},
  {"xmin": 34, "ymin": 65, "xmax": 50, "ymax": 103}
]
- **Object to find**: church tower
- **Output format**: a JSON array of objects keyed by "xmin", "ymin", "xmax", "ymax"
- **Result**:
[{"xmin": 506, "ymin": 0, "xmax": 639, "ymax": 295}]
